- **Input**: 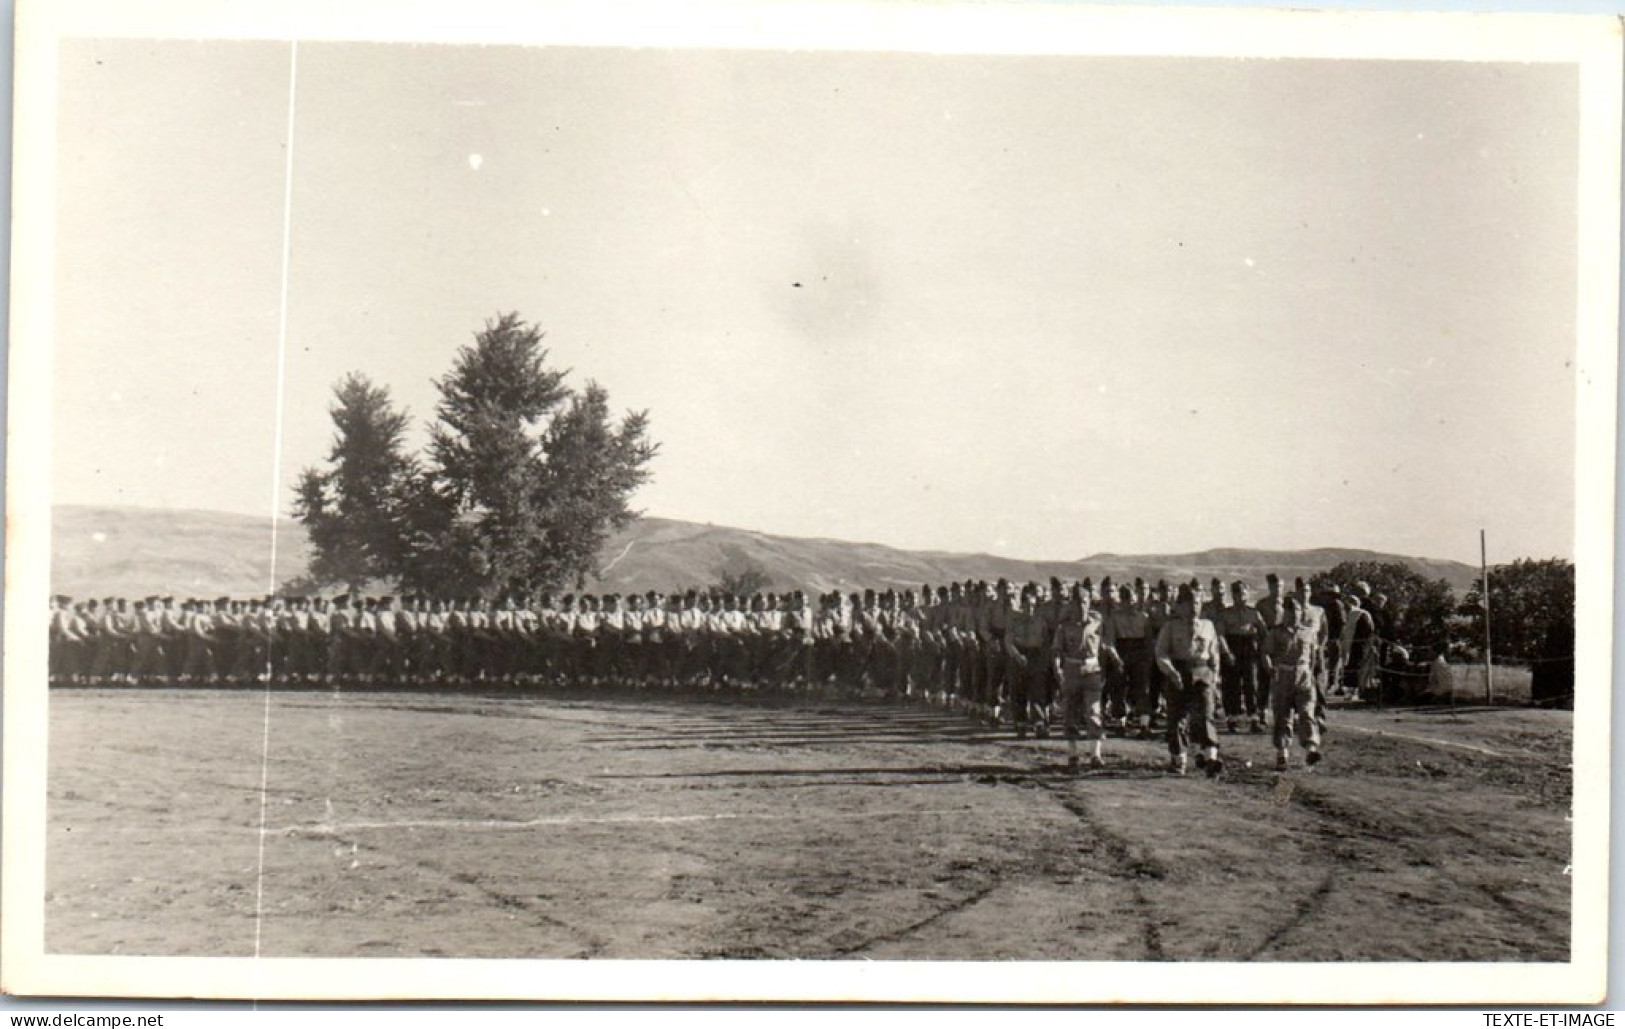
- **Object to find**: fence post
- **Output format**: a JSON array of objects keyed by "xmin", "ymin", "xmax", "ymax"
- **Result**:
[{"xmin": 1481, "ymin": 530, "xmax": 1493, "ymax": 705}]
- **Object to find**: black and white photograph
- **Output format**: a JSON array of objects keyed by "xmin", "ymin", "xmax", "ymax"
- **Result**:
[{"xmin": 4, "ymin": 0, "xmax": 1619, "ymax": 1005}]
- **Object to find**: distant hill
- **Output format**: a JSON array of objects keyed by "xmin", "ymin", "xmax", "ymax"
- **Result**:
[
  {"xmin": 1073, "ymin": 548, "xmax": 1481, "ymax": 596},
  {"xmin": 51, "ymin": 505, "xmax": 311, "ymax": 599},
  {"xmin": 49, "ymin": 504, "xmax": 1480, "ymax": 599}
]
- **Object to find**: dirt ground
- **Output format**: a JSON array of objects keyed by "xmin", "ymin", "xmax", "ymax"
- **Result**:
[{"xmin": 44, "ymin": 686, "xmax": 1572, "ymax": 961}]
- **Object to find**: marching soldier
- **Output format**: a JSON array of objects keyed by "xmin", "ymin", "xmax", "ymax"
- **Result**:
[
  {"xmin": 1051, "ymin": 585, "xmax": 1109, "ymax": 771},
  {"xmin": 1103, "ymin": 584, "xmax": 1153, "ymax": 738},
  {"xmin": 1008, "ymin": 585, "xmax": 1051, "ymax": 738},
  {"xmin": 1154, "ymin": 583, "xmax": 1228, "ymax": 777},
  {"xmin": 1264, "ymin": 595, "xmax": 1324, "ymax": 770},
  {"xmin": 1216, "ymin": 581, "xmax": 1269, "ymax": 733}
]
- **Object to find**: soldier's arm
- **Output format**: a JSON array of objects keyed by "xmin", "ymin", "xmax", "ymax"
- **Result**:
[{"xmin": 1154, "ymin": 624, "xmax": 1180, "ymax": 682}]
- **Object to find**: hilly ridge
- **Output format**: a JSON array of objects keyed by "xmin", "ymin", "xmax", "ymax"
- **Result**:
[{"xmin": 49, "ymin": 504, "xmax": 1481, "ymax": 600}]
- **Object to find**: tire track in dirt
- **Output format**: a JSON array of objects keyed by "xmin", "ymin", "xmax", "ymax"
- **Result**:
[
  {"xmin": 827, "ymin": 881, "xmax": 1001, "ymax": 956},
  {"xmin": 300, "ymin": 826, "xmax": 608, "ymax": 958},
  {"xmin": 1036, "ymin": 781, "xmax": 1168, "ymax": 960},
  {"xmin": 1246, "ymin": 870, "xmax": 1335, "ymax": 960},
  {"xmin": 1226, "ymin": 736, "xmax": 1570, "ymax": 960}
]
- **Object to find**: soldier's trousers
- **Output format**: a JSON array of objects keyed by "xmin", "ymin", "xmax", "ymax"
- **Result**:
[
  {"xmin": 940, "ymin": 639, "xmax": 961, "ymax": 696},
  {"xmin": 1271, "ymin": 668, "xmax": 1320, "ymax": 751},
  {"xmin": 1007, "ymin": 647, "xmax": 1045, "ymax": 727},
  {"xmin": 1221, "ymin": 636, "xmax": 1261, "ymax": 720},
  {"xmin": 183, "ymin": 638, "xmax": 217, "ymax": 682},
  {"xmin": 1059, "ymin": 663, "xmax": 1105, "ymax": 742},
  {"xmin": 1111, "ymin": 638, "xmax": 1150, "ymax": 722},
  {"xmin": 128, "ymin": 637, "xmax": 166, "ymax": 683},
  {"xmin": 983, "ymin": 641, "xmax": 1007, "ymax": 707},
  {"xmin": 1163, "ymin": 660, "xmax": 1220, "ymax": 757}
]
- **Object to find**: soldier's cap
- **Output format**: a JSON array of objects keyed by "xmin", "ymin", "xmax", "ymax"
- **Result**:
[
  {"xmin": 134, "ymin": 599, "xmax": 147, "ymax": 608},
  {"xmin": 381, "ymin": 595, "xmax": 395, "ymax": 604},
  {"xmin": 143, "ymin": 595, "xmax": 159, "ymax": 604},
  {"xmin": 1231, "ymin": 580, "xmax": 1247, "ymax": 594},
  {"xmin": 1265, "ymin": 572, "xmax": 1280, "ymax": 584},
  {"xmin": 1354, "ymin": 581, "xmax": 1372, "ymax": 596},
  {"xmin": 1325, "ymin": 584, "xmax": 1342, "ymax": 595},
  {"xmin": 163, "ymin": 595, "xmax": 175, "ymax": 603},
  {"xmin": 1156, "ymin": 579, "xmax": 1168, "ymax": 590},
  {"xmin": 334, "ymin": 594, "xmax": 351, "ymax": 605},
  {"xmin": 55, "ymin": 594, "xmax": 72, "ymax": 604},
  {"xmin": 1118, "ymin": 584, "xmax": 1133, "ymax": 599},
  {"xmin": 1176, "ymin": 584, "xmax": 1196, "ymax": 606},
  {"xmin": 215, "ymin": 597, "xmax": 230, "ymax": 607},
  {"xmin": 995, "ymin": 578, "xmax": 1009, "ymax": 592},
  {"xmin": 1294, "ymin": 576, "xmax": 1307, "ymax": 590}
]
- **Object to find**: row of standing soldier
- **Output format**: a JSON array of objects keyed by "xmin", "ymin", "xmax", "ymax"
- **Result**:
[{"xmin": 49, "ymin": 573, "xmax": 1387, "ymax": 772}]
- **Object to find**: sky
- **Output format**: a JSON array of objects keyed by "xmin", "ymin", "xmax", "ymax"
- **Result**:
[{"xmin": 50, "ymin": 39, "xmax": 1581, "ymax": 565}]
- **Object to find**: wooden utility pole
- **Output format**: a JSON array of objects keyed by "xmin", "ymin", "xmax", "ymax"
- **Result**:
[{"xmin": 1481, "ymin": 529, "xmax": 1493, "ymax": 704}]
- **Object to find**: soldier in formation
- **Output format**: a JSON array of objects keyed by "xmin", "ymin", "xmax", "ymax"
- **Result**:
[{"xmin": 48, "ymin": 570, "xmax": 1365, "ymax": 774}]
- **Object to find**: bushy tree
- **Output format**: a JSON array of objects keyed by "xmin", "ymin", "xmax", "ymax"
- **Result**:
[
  {"xmin": 1310, "ymin": 560, "xmax": 1455, "ymax": 653},
  {"xmin": 404, "ymin": 312, "xmax": 572, "ymax": 596},
  {"xmin": 713, "ymin": 562, "xmax": 773, "ymax": 597},
  {"xmin": 531, "ymin": 382, "xmax": 658, "ymax": 590},
  {"xmin": 1460, "ymin": 558, "xmax": 1574, "ymax": 662},
  {"xmin": 296, "ymin": 313, "xmax": 659, "ymax": 599},
  {"xmin": 291, "ymin": 373, "xmax": 416, "ymax": 592}
]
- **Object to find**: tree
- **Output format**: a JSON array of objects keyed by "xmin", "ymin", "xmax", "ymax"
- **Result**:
[
  {"xmin": 531, "ymin": 382, "xmax": 659, "ymax": 590},
  {"xmin": 399, "ymin": 313, "xmax": 658, "ymax": 597},
  {"xmin": 713, "ymin": 562, "xmax": 773, "ymax": 597},
  {"xmin": 291, "ymin": 373, "xmax": 417, "ymax": 592},
  {"xmin": 294, "ymin": 314, "xmax": 660, "ymax": 599},
  {"xmin": 1460, "ymin": 558, "xmax": 1574, "ymax": 663},
  {"xmin": 1309, "ymin": 560, "xmax": 1455, "ymax": 654}
]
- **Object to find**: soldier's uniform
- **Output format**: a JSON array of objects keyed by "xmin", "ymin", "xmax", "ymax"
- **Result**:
[
  {"xmin": 327, "ymin": 597, "xmax": 358, "ymax": 684},
  {"xmin": 129, "ymin": 599, "xmax": 166, "ymax": 685},
  {"xmin": 1265, "ymin": 598, "xmax": 1323, "ymax": 769},
  {"xmin": 49, "ymin": 596, "xmax": 84, "ymax": 684},
  {"xmin": 1216, "ymin": 583, "xmax": 1269, "ymax": 733},
  {"xmin": 1103, "ymin": 587, "xmax": 1152, "ymax": 736},
  {"xmin": 1154, "ymin": 585, "xmax": 1228, "ymax": 776},
  {"xmin": 1007, "ymin": 590, "xmax": 1051, "ymax": 737},
  {"xmin": 1143, "ymin": 584, "xmax": 1172, "ymax": 725},
  {"xmin": 183, "ymin": 601, "xmax": 220, "ymax": 684},
  {"xmin": 982, "ymin": 583, "xmax": 1014, "ymax": 722},
  {"xmin": 1052, "ymin": 593, "xmax": 1108, "ymax": 771}
]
